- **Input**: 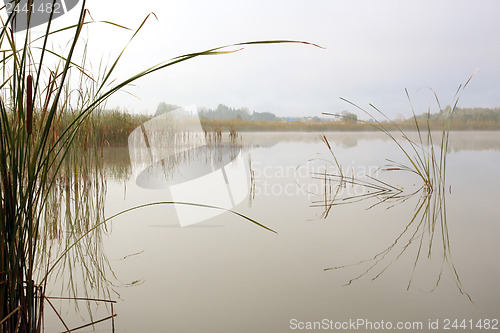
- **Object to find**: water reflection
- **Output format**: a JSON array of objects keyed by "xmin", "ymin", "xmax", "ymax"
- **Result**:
[
  {"xmin": 127, "ymin": 106, "xmax": 248, "ymax": 226},
  {"xmin": 38, "ymin": 142, "xmax": 117, "ymax": 330},
  {"xmin": 102, "ymin": 131, "xmax": 500, "ymax": 182},
  {"xmin": 247, "ymin": 130, "xmax": 500, "ymax": 151},
  {"xmin": 91, "ymin": 131, "xmax": 499, "ymax": 331},
  {"xmin": 95, "ymin": 130, "xmax": 499, "ymax": 300},
  {"xmin": 136, "ymin": 143, "xmax": 241, "ymax": 189},
  {"xmin": 308, "ymin": 135, "xmax": 475, "ymax": 303}
]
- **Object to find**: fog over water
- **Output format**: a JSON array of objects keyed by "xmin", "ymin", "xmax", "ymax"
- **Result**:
[
  {"xmin": 44, "ymin": 131, "xmax": 500, "ymax": 332},
  {"xmin": 41, "ymin": 0, "xmax": 500, "ymax": 118}
]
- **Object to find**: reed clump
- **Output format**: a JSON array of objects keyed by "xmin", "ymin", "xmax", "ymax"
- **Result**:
[
  {"xmin": 0, "ymin": 1, "xmax": 312, "ymax": 330},
  {"xmin": 319, "ymin": 73, "xmax": 477, "ymax": 302},
  {"xmin": 0, "ymin": 3, "xmax": 115, "ymax": 329}
]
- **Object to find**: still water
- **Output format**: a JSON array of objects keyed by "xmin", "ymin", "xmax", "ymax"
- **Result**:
[{"xmin": 45, "ymin": 131, "xmax": 500, "ymax": 332}]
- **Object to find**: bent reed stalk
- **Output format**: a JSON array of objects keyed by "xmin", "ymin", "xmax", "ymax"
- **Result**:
[
  {"xmin": 1, "ymin": 1, "xmax": 314, "ymax": 331},
  {"xmin": 324, "ymin": 70, "xmax": 477, "ymax": 194}
]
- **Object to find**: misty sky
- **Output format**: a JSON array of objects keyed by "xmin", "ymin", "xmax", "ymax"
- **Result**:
[{"xmin": 41, "ymin": 0, "xmax": 500, "ymax": 118}]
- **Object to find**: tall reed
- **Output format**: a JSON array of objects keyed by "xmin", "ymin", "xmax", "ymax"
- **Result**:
[
  {"xmin": 0, "ymin": 1, "xmax": 314, "ymax": 330},
  {"xmin": 324, "ymin": 70, "xmax": 477, "ymax": 193},
  {"xmin": 320, "ymin": 73, "xmax": 477, "ymax": 302}
]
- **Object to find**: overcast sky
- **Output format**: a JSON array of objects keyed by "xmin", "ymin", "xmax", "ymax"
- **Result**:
[{"xmin": 39, "ymin": 0, "xmax": 500, "ymax": 118}]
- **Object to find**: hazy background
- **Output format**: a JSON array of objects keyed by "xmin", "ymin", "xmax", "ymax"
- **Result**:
[{"xmin": 30, "ymin": 0, "xmax": 500, "ymax": 118}]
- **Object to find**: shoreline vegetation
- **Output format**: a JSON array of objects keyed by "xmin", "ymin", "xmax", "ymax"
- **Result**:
[
  {"xmin": 2, "ymin": 0, "xmax": 319, "ymax": 326},
  {"xmin": 1, "ymin": 0, "xmax": 309, "ymax": 329},
  {"xmin": 91, "ymin": 105, "xmax": 500, "ymax": 146}
]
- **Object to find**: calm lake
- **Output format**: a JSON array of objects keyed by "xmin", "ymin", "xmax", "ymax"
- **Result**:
[{"xmin": 44, "ymin": 131, "xmax": 500, "ymax": 332}]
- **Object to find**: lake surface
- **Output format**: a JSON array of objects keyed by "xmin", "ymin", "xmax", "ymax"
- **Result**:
[{"xmin": 44, "ymin": 131, "xmax": 500, "ymax": 332}]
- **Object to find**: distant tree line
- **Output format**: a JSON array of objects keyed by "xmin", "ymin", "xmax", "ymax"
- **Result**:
[
  {"xmin": 151, "ymin": 102, "xmax": 500, "ymax": 133},
  {"xmin": 90, "ymin": 104, "xmax": 500, "ymax": 147},
  {"xmin": 198, "ymin": 104, "xmax": 277, "ymax": 122},
  {"xmin": 155, "ymin": 102, "xmax": 181, "ymax": 116},
  {"xmin": 407, "ymin": 106, "xmax": 500, "ymax": 129},
  {"xmin": 440, "ymin": 106, "xmax": 500, "ymax": 123},
  {"xmin": 155, "ymin": 102, "xmax": 277, "ymax": 122}
]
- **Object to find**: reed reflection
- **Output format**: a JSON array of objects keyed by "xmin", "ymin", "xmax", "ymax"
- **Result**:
[
  {"xmin": 311, "ymin": 134, "xmax": 474, "ymax": 303},
  {"xmin": 128, "ymin": 106, "xmax": 248, "ymax": 227},
  {"xmin": 35, "ymin": 132, "xmax": 120, "ymax": 330}
]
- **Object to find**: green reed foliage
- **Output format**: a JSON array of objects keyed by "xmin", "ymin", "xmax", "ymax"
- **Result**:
[
  {"xmin": 0, "ymin": 3, "xmax": 108, "ymax": 329},
  {"xmin": 325, "ymin": 70, "xmax": 477, "ymax": 193},
  {"xmin": 320, "ymin": 73, "xmax": 477, "ymax": 302},
  {"xmin": 0, "ymin": 1, "xmax": 314, "ymax": 330}
]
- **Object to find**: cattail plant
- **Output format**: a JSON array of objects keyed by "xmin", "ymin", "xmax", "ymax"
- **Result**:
[
  {"xmin": 26, "ymin": 74, "xmax": 33, "ymax": 136},
  {"xmin": 0, "ymin": 0, "xmax": 313, "ymax": 330}
]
